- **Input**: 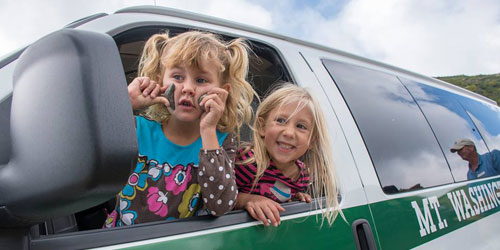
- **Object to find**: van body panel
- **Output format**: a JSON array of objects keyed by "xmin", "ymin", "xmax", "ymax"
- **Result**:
[
  {"xmin": 91, "ymin": 205, "xmax": 375, "ymax": 250},
  {"xmin": 370, "ymin": 176, "xmax": 500, "ymax": 249},
  {"xmin": 413, "ymin": 206, "xmax": 500, "ymax": 249}
]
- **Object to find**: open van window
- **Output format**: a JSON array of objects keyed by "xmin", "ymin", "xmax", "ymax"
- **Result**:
[{"xmin": 114, "ymin": 26, "xmax": 292, "ymax": 97}]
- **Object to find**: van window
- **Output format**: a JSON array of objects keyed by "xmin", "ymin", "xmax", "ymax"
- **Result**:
[
  {"xmin": 456, "ymin": 96, "xmax": 500, "ymax": 179},
  {"xmin": 401, "ymin": 78, "xmax": 489, "ymax": 182},
  {"xmin": 322, "ymin": 60, "xmax": 453, "ymax": 193},
  {"xmin": 458, "ymin": 97, "xmax": 500, "ymax": 152},
  {"xmin": 0, "ymin": 60, "xmax": 15, "ymax": 101}
]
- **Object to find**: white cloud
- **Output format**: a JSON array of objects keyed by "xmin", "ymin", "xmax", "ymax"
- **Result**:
[
  {"xmin": 289, "ymin": 0, "xmax": 500, "ymax": 76},
  {"xmin": 0, "ymin": 0, "xmax": 499, "ymax": 76},
  {"xmin": 0, "ymin": 0, "xmax": 146, "ymax": 56},
  {"xmin": 157, "ymin": 0, "xmax": 273, "ymax": 30}
]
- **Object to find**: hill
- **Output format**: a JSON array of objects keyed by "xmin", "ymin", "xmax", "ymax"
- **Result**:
[{"xmin": 437, "ymin": 73, "xmax": 500, "ymax": 104}]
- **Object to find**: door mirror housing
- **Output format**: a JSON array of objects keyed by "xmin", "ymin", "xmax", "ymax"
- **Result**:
[{"xmin": 0, "ymin": 29, "xmax": 137, "ymax": 227}]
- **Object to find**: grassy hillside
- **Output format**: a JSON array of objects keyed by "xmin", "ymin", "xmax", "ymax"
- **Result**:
[{"xmin": 437, "ymin": 73, "xmax": 500, "ymax": 104}]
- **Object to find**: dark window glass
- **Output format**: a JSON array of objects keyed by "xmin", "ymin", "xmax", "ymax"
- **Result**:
[
  {"xmin": 323, "ymin": 60, "xmax": 453, "ymax": 193},
  {"xmin": 458, "ymin": 97, "xmax": 500, "ymax": 151},
  {"xmin": 401, "ymin": 79, "xmax": 489, "ymax": 182},
  {"xmin": 457, "ymin": 96, "xmax": 500, "ymax": 178}
]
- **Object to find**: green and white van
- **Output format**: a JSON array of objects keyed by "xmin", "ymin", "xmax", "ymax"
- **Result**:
[{"xmin": 1, "ymin": 5, "xmax": 499, "ymax": 250}]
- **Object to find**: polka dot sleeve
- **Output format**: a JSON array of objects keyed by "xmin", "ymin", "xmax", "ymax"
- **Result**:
[{"xmin": 197, "ymin": 133, "xmax": 238, "ymax": 216}]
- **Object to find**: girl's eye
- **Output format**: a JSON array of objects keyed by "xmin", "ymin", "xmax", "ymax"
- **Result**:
[
  {"xmin": 297, "ymin": 123, "xmax": 308, "ymax": 130},
  {"xmin": 173, "ymin": 75, "xmax": 183, "ymax": 81},
  {"xmin": 196, "ymin": 78, "xmax": 208, "ymax": 84},
  {"xmin": 276, "ymin": 118, "xmax": 286, "ymax": 124}
]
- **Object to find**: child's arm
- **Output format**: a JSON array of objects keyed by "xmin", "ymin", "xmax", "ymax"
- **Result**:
[
  {"xmin": 235, "ymin": 193, "xmax": 285, "ymax": 227},
  {"xmin": 199, "ymin": 87, "xmax": 229, "ymax": 150},
  {"xmin": 128, "ymin": 77, "xmax": 169, "ymax": 112},
  {"xmin": 197, "ymin": 133, "xmax": 238, "ymax": 216}
]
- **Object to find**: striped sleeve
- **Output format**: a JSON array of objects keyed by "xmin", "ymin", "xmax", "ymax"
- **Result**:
[{"xmin": 234, "ymin": 151, "xmax": 257, "ymax": 193}]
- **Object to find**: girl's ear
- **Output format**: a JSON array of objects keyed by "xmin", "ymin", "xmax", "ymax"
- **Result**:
[
  {"xmin": 222, "ymin": 83, "xmax": 231, "ymax": 92},
  {"xmin": 258, "ymin": 117, "xmax": 266, "ymax": 137}
]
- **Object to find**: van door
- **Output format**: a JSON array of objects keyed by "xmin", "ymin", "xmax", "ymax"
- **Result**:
[
  {"xmin": 286, "ymin": 48, "xmax": 379, "ymax": 250},
  {"xmin": 300, "ymin": 50, "xmax": 500, "ymax": 249}
]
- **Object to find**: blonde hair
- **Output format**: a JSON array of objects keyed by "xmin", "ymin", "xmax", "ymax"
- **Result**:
[
  {"xmin": 239, "ymin": 83, "xmax": 342, "ymax": 226},
  {"xmin": 137, "ymin": 31, "xmax": 257, "ymax": 140}
]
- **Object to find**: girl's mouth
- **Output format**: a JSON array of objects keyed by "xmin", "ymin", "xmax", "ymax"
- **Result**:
[
  {"xmin": 277, "ymin": 142, "xmax": 295, "ymax": 150},
  {"xmin": 179, "ymin": 99, "xmax": 194, "ymax": 107}
]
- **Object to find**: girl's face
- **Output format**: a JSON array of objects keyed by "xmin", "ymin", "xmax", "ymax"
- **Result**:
[
  {"xmin": 162, "ymin": 58, "xmax": 223, "ymax": 122},
  {"xmin": 259, "ymin": 101, "xmax": 314, "ymax": 170}
]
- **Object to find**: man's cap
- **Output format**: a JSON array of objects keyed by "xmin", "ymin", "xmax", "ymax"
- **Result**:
[{"xmin": 450, "ymin": 138, "xmax": 475, "ymax": 153}]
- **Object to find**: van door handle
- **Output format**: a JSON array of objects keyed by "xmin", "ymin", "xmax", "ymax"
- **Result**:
[{"xmin": 352, "ymin": 219, "xmax": 377, "ymax": 250}]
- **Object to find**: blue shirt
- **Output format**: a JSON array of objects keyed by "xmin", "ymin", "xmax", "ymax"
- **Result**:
[{"xmin": 467, "ymin": 149, "xmax": 500, "ymax": 180}]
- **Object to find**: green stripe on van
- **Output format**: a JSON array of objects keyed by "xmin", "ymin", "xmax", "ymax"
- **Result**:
[
  {"xmin": 118, "ymin": 205, "xmax": 376, "ymax": 250},
  {"xmin": 370, "ymin": 177, "xmax": 500, "ymax": 250}
]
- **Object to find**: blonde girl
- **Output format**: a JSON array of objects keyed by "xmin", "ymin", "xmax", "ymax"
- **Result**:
[
  {"xmin": 105, "ymin": 31, "xmax": 257, "ymax": 227},
  {"xmin": 234, "ymin": 83, "xmax": 341, "ymax": 227}
]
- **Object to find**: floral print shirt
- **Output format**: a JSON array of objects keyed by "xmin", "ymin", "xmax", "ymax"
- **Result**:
[{"xmin": 104, "ymin": 116, "xmax": 238, "ymax": 227}]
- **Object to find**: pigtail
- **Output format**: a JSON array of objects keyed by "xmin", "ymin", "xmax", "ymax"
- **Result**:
[
  {"xmin": 138, "ymin": 33, "xmax": 170, "ymax": 83},
  {"xmin": 137, "ymin": 33, "xmax": 172, "ymax": 122},
  {"xmin": 221, "ymin": 39, "xmax": 258, "ymax": 143}
]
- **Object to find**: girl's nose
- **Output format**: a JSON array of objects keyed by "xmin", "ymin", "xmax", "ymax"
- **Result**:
[
  {"xmin": 181, "ymin": 79, "xmax": 196, "ymax": 96},
  {"xmin": 282, "ymin": 124, "xmax": 295, "ymax": 137}
]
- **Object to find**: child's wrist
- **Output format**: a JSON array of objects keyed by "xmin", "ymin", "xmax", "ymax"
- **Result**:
[
  {"xmin": 200, "ymin": 128, "xmax": 219, "ymax": 150},
  {"xmin": 200, "ymin": 126, "xmax": 217, "ymax": 135}
]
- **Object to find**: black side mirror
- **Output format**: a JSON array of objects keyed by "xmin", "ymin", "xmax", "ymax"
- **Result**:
[{"xmin": 0, "ymin": 29, "xmax": 137, "ymax": 227}]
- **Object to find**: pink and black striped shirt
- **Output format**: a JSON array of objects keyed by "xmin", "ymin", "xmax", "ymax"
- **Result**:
[{"xmin": 235, "ymin": 149, "xmax": 310, "ymax": 203}]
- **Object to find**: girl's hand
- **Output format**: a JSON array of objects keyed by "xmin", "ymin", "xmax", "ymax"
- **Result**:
[
  {"xmin": 237, "ymin": 193, "xmax": 285, "ymax": 227},
  {"xmin": 199, "ymin": 87, "xmax": 228, "ymax": 131},
  {"xmin": 293, "ymin": 192, "xmax": 312, "ymax": 203},
  {"xmin": 128, "ymin": 77, "xmax": 169, "ymax": 111}
]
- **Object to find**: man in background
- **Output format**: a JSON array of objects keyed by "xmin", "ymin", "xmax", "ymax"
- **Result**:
[{"xmin": 451, "ymin": 138, "xmax": 500, "ymax": 180}]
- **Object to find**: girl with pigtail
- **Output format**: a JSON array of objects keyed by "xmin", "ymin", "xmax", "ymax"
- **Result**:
[
  {"xmin": 234, "ymin": 83, "xmax": 343, "ymax": 227},
  {"xmin": 105, "ymin": 31, "xmax": 257, "ymax": 227}
]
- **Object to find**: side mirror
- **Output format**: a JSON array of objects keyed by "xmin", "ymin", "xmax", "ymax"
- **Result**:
[{"xmin": 0, "ymin": 29, "xmax": 137, "ymax": 227}]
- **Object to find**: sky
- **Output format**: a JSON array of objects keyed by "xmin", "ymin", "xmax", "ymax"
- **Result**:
[{"xmin": 1, "ymin": 0, "xmax": 499, "ymax": 77}]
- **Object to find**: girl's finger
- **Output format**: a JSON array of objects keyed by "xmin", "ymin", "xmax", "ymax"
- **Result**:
[
  {"xmin": 254, "ymin": 207, "xmax": 270, "ymax": 226},
  {"xmin": 200, "ymin": 93, "xmax": 222, "ymax": 107},
  {"xmin": 208, "ymin": 88, "xmax": 228, "ymax": 103},
  {"xmin": 277, "ymin": 204, "xmax": 285, "ymax": 212},
  {"xmin": 247, "ymin": 207, "xmax": 257, "ymax": 221},
  {"xmin": 263, "ymin": 205, "xmax": 279, "ymax": 226},
  {"xmin": 150, "ymin": 84, "xmax": 161, "ymax": 98},
  {"xmin": 152, "ymin": 96, "xmax": 169, "ymax": 107},
  {"xmin": 270, "ymin": 205, "xmax": 281, "ymax": 225},
  {"xmin": 138, "ymin": 77, "xmax": 150, "ymax": 89},
  {"xmin": 204, "ymin": 98, "xmax": 224, "ymax": 114},
  {"xmin": 160, "ymin": 85, "xmax": 168, "ymax": 93},
  {"xmin": 143, "ymin": 81, "xmax": 157, "ymax": 96},
  {"xmin": 305, "ymin": 194, "xmax": 312, "ymax": 203}
]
